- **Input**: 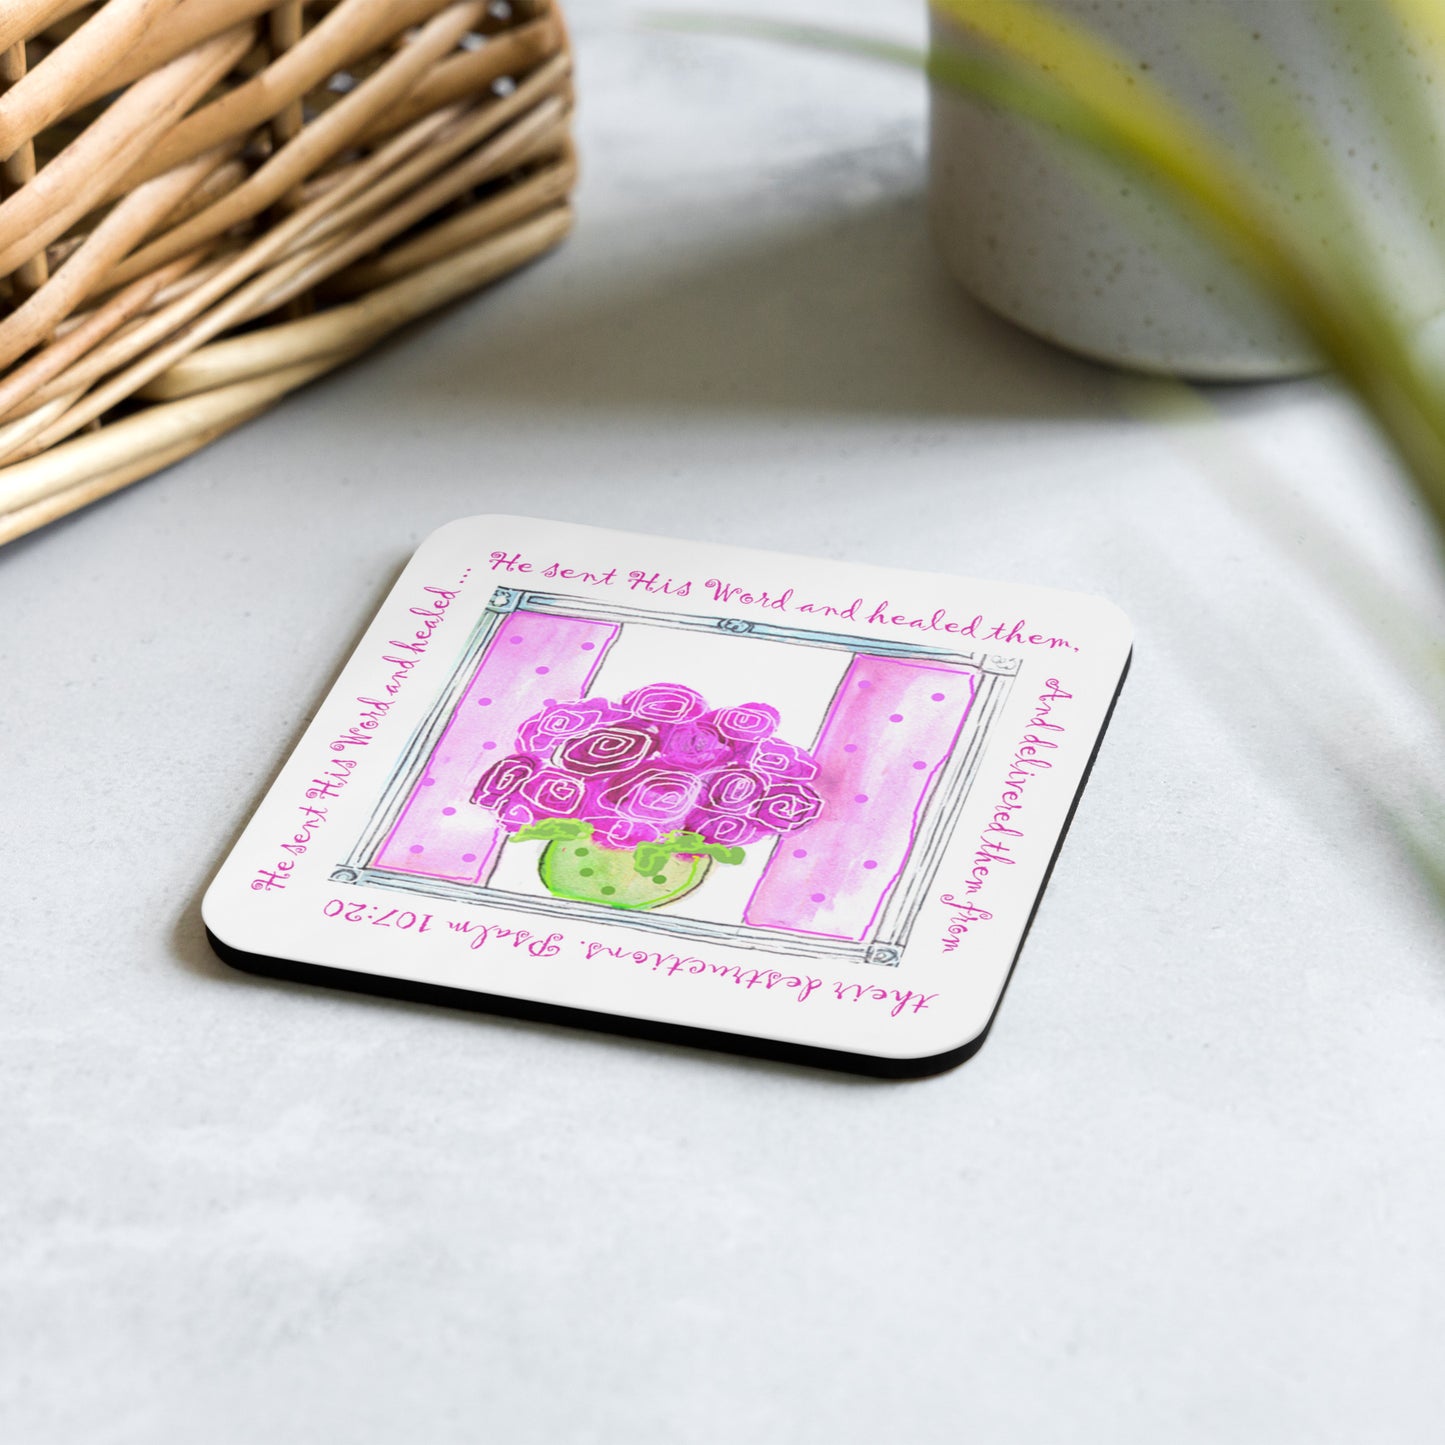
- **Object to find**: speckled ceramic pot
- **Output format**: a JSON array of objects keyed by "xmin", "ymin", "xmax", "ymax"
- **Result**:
[{"xmin": 928, "ymin": 0, "xmax": 1445, "ymax": 379}]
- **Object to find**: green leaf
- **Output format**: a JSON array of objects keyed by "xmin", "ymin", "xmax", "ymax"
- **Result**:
[
  {"xmin": 633, "ymin": 833, "xmax": 746, "ymax": 870},
  {"xmin": 510, "ymin": 817, "xmax": 593, "ymax": 843},
  {"xmin": 633, "ymin": 843, "xmax": 670, "ymax": 875}
]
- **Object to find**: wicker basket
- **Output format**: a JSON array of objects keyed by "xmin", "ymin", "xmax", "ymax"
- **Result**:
[{"xmin": 0, "ymin": 0, "xmax": 574, "ymax": 545}]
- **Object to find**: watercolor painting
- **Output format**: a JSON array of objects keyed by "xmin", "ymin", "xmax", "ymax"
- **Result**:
[
  {"xmin": 335, "ymin": 587, "xmax": 1020, "ymax": 966},
  {"xmin": 470, "ymin": 683, "xmax": 826, "ymax": 912}
]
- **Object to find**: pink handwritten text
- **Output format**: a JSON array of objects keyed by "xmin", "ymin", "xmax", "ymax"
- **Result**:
[
  {"xmin": 251, "ymin": 571, "xmax": 470, "ymax": 893},
  {"xmin": 483, "ymin": 550, "xmax": 1079, "ymax": 652},
  {"xmin": 939, "ymin": 678, "xmax": 1073, "ymax": 945}
]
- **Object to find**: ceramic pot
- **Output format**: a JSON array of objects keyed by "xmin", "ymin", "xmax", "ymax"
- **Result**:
[
  {"xmin": 927, "ymin": 0, "xmax": 1445, "ymax": 378},
  {"xmin": 538, "ymin": 839, "xmax": 711, "ymax": 910}
]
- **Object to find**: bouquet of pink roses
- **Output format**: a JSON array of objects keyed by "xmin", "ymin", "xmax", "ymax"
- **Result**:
[{"xmin": 470, "ymin": 683, "xmax": 827, "ymax": 908}]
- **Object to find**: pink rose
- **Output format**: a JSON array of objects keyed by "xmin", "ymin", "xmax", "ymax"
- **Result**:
[
  {"xmin": 684, "ymin": 807, "xmax": 766, "ymax": 847},
  {"xmin": 702, "ymin": 766, "xmax": 768, "ymax": 814},
  {"xmin": 659, "ymin": 720, "xmax": 733, "ymax": 772},
  {"xmin": 752, "ymin": 779, "xmax": 824, "ymax": 833},
  {"xmin": 748, "ymin": 737, "xmax": 819, "ymax": 782},
  {"xmin": 518, "ymin": 696, "xmax": 627, "ymax": 753},
  {"xmin": 499, "ymin": 797, "xmax": 540, "ymax": 832},
  {"xmin": 705, "ymin": 702, "xmax": 780, "ymax": 744},
  {"xmin": 588, "ymin": 815, "xmax": 664, "ymax": 850},
  {"xmin": 621, "ymin": 682, "xmax": 707, "ymax": 724},
  {"xmin": 519, "ymin": 767, "xmax": 587, "ymax": 818},
  {"xmin": 555, "ymin": 725, "xmax": 656, "ymax": 777},
  {"xmin": 471, "ymin": 753, "xmax": 541, "ymax": 809},
  {"xmin": 600, "ymin": 764, "xmax": 702, "ymax": 827}
]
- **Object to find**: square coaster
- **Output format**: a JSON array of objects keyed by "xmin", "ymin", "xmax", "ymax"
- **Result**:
[{"xmin": 204, "ymin": 515, "xmax": 1130, "ymax": 1075}]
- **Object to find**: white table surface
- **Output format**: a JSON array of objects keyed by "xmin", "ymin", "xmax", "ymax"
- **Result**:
[{"xmin": 4, "ymin": 3, "xmax": 1444, "ymax": 1441}]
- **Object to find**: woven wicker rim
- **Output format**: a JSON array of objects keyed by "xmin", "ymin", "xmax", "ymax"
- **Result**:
[{"xmin": 0, "ymin": 0, "xmax": 575, "ymax": 545}]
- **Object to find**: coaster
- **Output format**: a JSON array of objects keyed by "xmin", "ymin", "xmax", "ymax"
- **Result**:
[{"xmin": 203, "ymin": 515, "xmax": 1131, "ymax": 1076}]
